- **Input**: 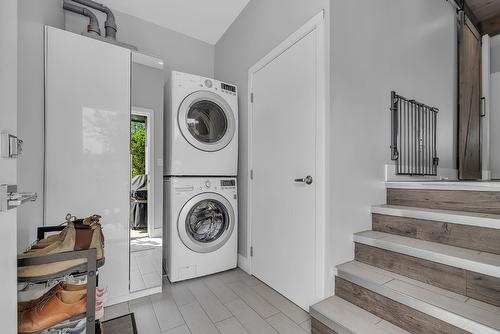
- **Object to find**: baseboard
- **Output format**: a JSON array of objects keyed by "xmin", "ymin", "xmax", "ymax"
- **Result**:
[
  {"xmin": 106, "ymin": 286, "xmax": 162, "ymax": 307},
  {"xmin": 384, "ymin": 164, "xmax": 458, "ymax": 182},
  {"xmin": 482, "ymin": 170, "xmax": 492, "ymax": 180},
  {"xmin": 238, "ymin": 254, "xmax": 251, "ymax": 274}
]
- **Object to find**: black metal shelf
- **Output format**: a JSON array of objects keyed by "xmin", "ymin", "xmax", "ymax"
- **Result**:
[{"xmin": 18, "ymin": 227, "xmax": 99, "ymax": 334}]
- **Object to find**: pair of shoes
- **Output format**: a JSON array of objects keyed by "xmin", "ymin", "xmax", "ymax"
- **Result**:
[
  {"xmin": 18, "ymin": 284, "xmax": 87, "ymax": 333},
  {"xmin": 18, "ymin": 282, "xmax": 86, "ymax": 313},
  {"xmin": 30, "ymin": 215, "xmax": 102, "ymax": 250},
  {"xmin": 18, "ymin": 215, "xmax": 105, "ymax": 281}
]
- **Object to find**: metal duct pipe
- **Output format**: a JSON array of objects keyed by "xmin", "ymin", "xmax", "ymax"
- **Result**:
[
  {"xmin": 70, "ymin": 0, "xmax": 117, "ymax": 39},
  {"xmin": 63, "ymin": 0, "xmax": 101, "ymax": 36}
]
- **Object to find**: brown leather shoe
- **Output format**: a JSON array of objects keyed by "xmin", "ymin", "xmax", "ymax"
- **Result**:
[
  {"xmin": 18, "ymin": 291, "xmax": 87, "ymax": 333},
  {"xmin": 18, "ymin": 283, "xmax": 87, "ymax": 313},
  {"xmin": 18, "ymin": 216, "xmax": 105, "ymax": 281}
]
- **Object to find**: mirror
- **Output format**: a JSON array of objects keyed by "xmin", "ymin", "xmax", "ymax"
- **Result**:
[{"xmin": 129, "ymin": 53, "xmax": 164, "ymax": 293}]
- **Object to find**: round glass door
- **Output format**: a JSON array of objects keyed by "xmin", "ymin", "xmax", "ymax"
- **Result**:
[
  {"xmin": 178, "ymin": 91, "xmax": 235, "ymax": 152},
  {"xmin": 178, "ymin": 193, "xmax": 235, "ymax": 253}
]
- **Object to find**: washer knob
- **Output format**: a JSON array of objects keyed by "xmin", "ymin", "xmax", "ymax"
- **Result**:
[
  {"xmin": 204, "ymin": 79, "xmax": 213, "ymax": 88},
  {"xmin": 205, "ymin": 180, "xmax": 211, "ymax": 188}
]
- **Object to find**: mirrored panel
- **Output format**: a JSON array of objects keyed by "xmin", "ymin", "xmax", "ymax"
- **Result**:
[{"xmin": 129, "ymin": 54, "xmax": 164, "ymax": 293}]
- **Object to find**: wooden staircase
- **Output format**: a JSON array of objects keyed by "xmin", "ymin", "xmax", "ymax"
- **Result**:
[{"xmin": 310, "ymin": 182, "xmax": 500, "ymax": 334}]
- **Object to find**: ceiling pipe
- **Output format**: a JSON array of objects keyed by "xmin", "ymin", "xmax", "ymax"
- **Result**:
[
  {"xmin": 70, "ymin": 0, "xmax": 117, "ymax": 39},
  {"xmin": 63, "ymin": 0, "xmax": 101, "ymax": 36}
]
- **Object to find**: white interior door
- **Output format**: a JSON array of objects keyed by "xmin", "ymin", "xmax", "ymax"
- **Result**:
[{"xmin": 250, "ymin": 14, "xmax": 324, "ymax": 310}]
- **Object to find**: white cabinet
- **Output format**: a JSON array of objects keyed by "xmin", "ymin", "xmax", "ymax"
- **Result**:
[{"xmin": 44, "ymin": 26, "xmax": 132, "ymax": 304}]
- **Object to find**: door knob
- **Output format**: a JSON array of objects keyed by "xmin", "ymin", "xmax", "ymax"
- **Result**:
[{"xmin": 294, "ymin": 175, "xmax": 313, "ymax": 185}]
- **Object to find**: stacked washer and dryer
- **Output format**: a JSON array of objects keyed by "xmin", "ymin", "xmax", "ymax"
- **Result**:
[{"xmin": 164, "ymin": 71, "xmax": 239, "ymax": 282}]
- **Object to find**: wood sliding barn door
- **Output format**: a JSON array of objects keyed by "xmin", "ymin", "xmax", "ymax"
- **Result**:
[{"xmin": 458, "ymin": 16, "xmax": 482, "ymax": 180}]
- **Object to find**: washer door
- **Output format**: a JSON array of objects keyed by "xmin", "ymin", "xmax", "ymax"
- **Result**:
[
  {"xmin": 178, "ymin": 91, "xmax": 235, "ymax": 152},
  {"xmin": 178, "ymin": 193, "xmax": 235, "ymax": 253}
]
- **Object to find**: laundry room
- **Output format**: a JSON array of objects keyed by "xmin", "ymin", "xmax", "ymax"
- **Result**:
[{"xmin": 3, "ymin": 0, "xmax": 492, "ymax": 333}]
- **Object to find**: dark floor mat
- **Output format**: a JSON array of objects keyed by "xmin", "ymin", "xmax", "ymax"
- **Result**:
[{"xmin": 101, "ymin": 313, "xmax": 137, "ymax": 334}]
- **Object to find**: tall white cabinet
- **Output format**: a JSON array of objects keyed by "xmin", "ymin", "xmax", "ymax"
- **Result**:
[{"xmin": 44, "ymin": 26, "xmax": 146, "ymax": 305}]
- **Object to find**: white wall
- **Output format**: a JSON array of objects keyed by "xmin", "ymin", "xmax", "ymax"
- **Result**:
[
  {"xmin": 17, "ymin": 0, "xmax": 65, "ymax": 251},
  {"xmin": 489, "ymin": 35, "xmax": 500, "ymax": 179},
  {"xmin": 216, "ymin": 0, "xmax": 457, "ymax": 294},
  {"xmin": 17, "ymin": 0, "xmax": 215, "ymax": 251},
  {"xmin": 0, "ymin": 0, "xmax": 18, "ymax": 330},
  {"xmin": 215, "ymin": 0, "xmax": 331, "ymax": 258}
]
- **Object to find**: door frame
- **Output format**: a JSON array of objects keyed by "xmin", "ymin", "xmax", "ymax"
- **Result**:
[
  {"xmin": 132, "ymin": 107, "xmax": 155, "ymax": 236},
  {"xmin": 247, "ymin": 11, "xmax": 327, "ymax": 301}
]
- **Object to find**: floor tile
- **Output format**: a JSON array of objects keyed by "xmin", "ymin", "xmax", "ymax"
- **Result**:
[
  {"xmin": 217, "ymin": 269, "xmax": 248, "ymax": 284},
  {"xmin": 128, "ymin": 296, "xmax": 162, "ymax": 334},
  {"xmin": 228, "ymin": 281, "xmax": 280, "ymax": 318},
  {"xmin": 225, "ymin": 298, "xmax": 278, "ymax": 334},
  {"xmin": 165, "ymin": 324, "xmax": 191, "ymax": 334},
  {"xmin": 179, "ymin": 302, "xmax": 221, "ymax": 334},
  {"xmin": 151, "ymin": 291, "xmax": 185, "ymax": 331},
  {"xmin": 187, "ymin": 280, "xmax": 232, "ymax": 322},
  {"xmin": 103, "ymin": 302, "xmax": 129, "ymax": 321},
  {"xmin": 300, "ymin": 319, "xmax": 311, "ymax": 333},
  {"xmin": 106, "ymin": 270, "xmax": 310, "ymax": 334},
  {"xmin": 216, "ymin": 317, "xmax": 250, "ymax": 334},
  {"xmin": 170, "ymin": 282, "xmax": 197, "ymax": 307},
  {"xmin": 251, "ymin": 282, "xmax": 310, "ymax": 324},
  {"xmin": 266, "ymin": 313, "xmax": 307, "ymax": 334},
  {"xmin": 204, "ymin": 276, "xmax": 240, "ymax": 304}
]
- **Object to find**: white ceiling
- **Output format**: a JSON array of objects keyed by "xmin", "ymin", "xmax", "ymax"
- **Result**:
[{"xmin": 101, "ymin": 0, "xmax": 250, "ymax": 45}]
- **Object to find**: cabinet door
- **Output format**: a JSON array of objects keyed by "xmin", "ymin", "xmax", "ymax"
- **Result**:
[
  {"xmin": 45, "ymin": 27, "xmax": 131, "ymax": 301},
  {"xmin": 458, "ymin": 17, "xmax": 482, "ymax": 180}
]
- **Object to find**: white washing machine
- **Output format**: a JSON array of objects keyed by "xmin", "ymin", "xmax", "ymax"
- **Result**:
[
  {"xmin": 164, "ymin": 177, "xmax": 238, "ymax": 282},
  {"xmin": 165, "ymin": 71, "xmax": 238, "ymax": 176}
]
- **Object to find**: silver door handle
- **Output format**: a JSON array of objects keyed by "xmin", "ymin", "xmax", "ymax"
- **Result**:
[{"xmin": 294, "ymin": 175, "xmax": 313, "ymax": 185}]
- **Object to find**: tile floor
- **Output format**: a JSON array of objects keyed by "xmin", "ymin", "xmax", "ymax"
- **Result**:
[
  {"xmin": 103, "ymin": 268, "xmax": 311, "ymax": 334},
  {"xmin": 130, "ymin": 247, "xmax": 163, "ymax": 292}
]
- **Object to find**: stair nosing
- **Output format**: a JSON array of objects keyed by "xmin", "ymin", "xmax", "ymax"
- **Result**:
[
  {"xmin": 354, "ymin": 230, "xmax": 500, "ymax": 278},
  {"xmin": 337, "ymin": 260, "xmax": 500, "ymax": 334},
  {"xmin": 371, "ymin": 204, "xmax": 500, "ymax": 230},
  {"xmin": 385, "ymin": 181, "xmax": 500, "ymax": 192},
  {"xmin": 310, "ymin": 295, "xmax": 410, "ymax": 334}
]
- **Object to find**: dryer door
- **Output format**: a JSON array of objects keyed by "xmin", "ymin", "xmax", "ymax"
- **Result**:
[
  {"xmin": 178, "ymin": 91, "xmax": 236, "ymax": 152},
  {"xmin": 178, "ymin": 192, "xmax": 235, "ymax": 253}
]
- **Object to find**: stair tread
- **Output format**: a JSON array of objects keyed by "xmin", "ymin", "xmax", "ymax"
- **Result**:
[
  {"xmin": 372, "ymin": 204, "xmax": 500, "ymax": 230},
  {"xmin": 385, "ymin": 181, "xmax": 500, "ymax": 192},
  {"xmin": 354, "ymin": 230, "xmax": 500, "ymax": 278},
  {"xmin": 310, "ymin": 295, "xmax": 410, "ymax": 334},
  {"xmin": 337, "ymin": 261, "xmax": 500, "ymax": 334}
]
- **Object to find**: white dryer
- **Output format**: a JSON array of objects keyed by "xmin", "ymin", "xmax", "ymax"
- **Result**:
[
  {"xmin": 165, "ymin": 71, "xmax": 238, "ymax": 176},
  {"xmin": 164, "ymin": 177, "xmax": 238, "ymax": 282}
]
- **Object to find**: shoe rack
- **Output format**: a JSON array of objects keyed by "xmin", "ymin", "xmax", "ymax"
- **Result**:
[{"xmin": 18, "ymin": 226, "xmax": 100, "ymax": 334}]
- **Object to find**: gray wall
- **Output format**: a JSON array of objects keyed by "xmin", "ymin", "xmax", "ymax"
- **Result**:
[
  {"xmin": 491, "ymin": 35, "xmax": 500, "ymax": 73},
  {"xmin": 327, "ymin": 0, "xmax": 456, "ymax": 293},
  {"xmin": 492, "ymin": 46, "xmax": 500, "ymax": 73},
  {"xmin": 214, "ymin": 0, "xmax": 330, "ymax": 258},
  {"xmin": 215, "ymin": 0, "xmax": 457, "ymax": 295},
  {"xmin": 17, "ymin": 0, "xmax": 214, "ymax": 251},
  {"xmin": 65, "ymin": 9, "xmax": 214, "ymax": 80},
  {"xmin": 17, "ymin": 0, "xmax": 64, "ymax": 251}
]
